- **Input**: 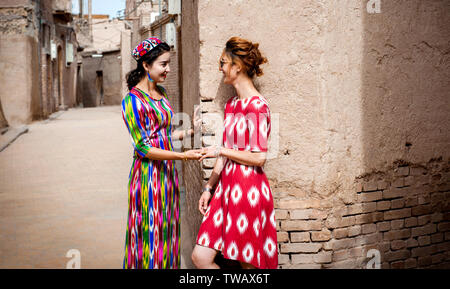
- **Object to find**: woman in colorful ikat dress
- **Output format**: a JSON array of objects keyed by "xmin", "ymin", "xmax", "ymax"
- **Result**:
[
  {"xmin": 122, "ymin": 37, "xmax": 202, "ymax": 269},
  {"xmin": 192, "ymin": 37, "xmax": 278, "ymax": 269}
]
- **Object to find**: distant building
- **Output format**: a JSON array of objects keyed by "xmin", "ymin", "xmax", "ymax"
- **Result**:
[
  {"xmin": 74, "ymin": 15, "xmax": 128, "ymax": 107},
  {"xmin": 0, "ymin": 0, "xmax": 79, "ymax": 127}
]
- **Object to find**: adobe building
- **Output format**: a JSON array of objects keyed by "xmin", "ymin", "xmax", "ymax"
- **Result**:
[
  {"xmin": 180, "ymin": 0, "xmax": 450, "ymax": 269},
  {"xmin": 118, "ymin": 0, "xmax": 449, "ymax": 269},
  {"xmin": 0, "ymin": 0, "xmax": 79, "ymax": 127},
  {"xmin": 74, "ymin": 15, "xmax": 128, "ymax": 107}
]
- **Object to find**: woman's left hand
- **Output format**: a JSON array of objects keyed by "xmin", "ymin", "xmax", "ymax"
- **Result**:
[{"xmin": 199, "ymin": 145, "xmax": 220, "ymax": 162}]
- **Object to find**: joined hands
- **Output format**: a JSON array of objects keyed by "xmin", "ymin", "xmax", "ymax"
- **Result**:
[{"xmin": 183, "ymin": 145, "xmax": 222, "ymax": 162}]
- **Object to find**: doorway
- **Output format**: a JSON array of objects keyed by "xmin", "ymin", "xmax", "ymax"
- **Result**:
[
  {"xmin": 96, "ymin": 71, "xmax": 104, "ymax": 106},
  {"xmin": 57, "ymin": 46, "xmax": 63, "ymax": 108}
]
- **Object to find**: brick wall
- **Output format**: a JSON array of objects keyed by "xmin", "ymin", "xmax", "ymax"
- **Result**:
[
  {"xmin": 175, "ymin": 0, "xmax": 450, "ymax": 268},
  {"xmin": 180, "ymin": 0, "xmax": 450, "ymax": 269},
  {"xmin": 276, "ymin": 157, "xmax": 450, "ymax": 269}
]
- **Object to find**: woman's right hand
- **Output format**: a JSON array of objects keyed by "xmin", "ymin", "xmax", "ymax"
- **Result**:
[
  {"xmin": 184, "ymin": 149, "xmax": 202, "ymax": 160},
  {"xmin": 198, "ymin": 190, "xmax": 211, "ymax": 215}
]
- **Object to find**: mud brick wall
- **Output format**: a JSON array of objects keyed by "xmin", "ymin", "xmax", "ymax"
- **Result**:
[
  {"xmin": 276, "ymin": 158, "xmax": 450, "ymax": 269},
  {"xmin": 181, "ymin": 0, "xmax": 450, "ymax": 269}
]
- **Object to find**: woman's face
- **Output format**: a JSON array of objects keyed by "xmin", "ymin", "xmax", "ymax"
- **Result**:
[
  {"xmin": 219, "ymin": 52, "xmax": 240, "ymax": 84},
  {"xmin": 145, "ymin": 51, "xmax": 171, "ymax": 83}
]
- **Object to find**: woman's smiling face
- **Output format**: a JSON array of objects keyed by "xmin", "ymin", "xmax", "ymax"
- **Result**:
[
  {"xmin": 219, "ymin": 52, "xmax": 240, "ymax": 84},
  {"xmin": 145, "ymin": 51, "xmax": 171, "ymax": 83}
]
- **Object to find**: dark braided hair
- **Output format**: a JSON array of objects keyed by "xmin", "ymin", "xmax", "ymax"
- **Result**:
[{"xmin": 126, "ymin": 42, "xmax": 171, "ymax": 91}]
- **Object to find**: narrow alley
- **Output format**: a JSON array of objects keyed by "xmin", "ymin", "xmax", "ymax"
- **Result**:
[{"xmin": 0, "ymin": 106, "xmax": 190, "ymax": 268}]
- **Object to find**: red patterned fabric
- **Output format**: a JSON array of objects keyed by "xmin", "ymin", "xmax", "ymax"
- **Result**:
[{"xmin": 196, "ymin": 95, "xmax": 278, "ymax": 269}]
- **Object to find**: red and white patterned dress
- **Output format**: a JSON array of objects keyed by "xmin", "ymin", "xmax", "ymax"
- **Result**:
[{"xmin": 196, "ymin": 95, "xmax": 278, "ymax": 269}]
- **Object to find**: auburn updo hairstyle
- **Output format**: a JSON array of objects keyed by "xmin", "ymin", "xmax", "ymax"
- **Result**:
[
  {"xmin": 126, "ymin": 42, "xmax": 171, "ymax": 91},
  {"xmin": 224, "ymin": 36, "xmax": 268, "ymax": 78}
]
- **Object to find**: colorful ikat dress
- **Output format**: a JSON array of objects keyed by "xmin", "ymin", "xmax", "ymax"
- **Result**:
[
  {"xmin": 121, "ymin": 86, "xmax": 180, "ymax": 269},
  {"xmin": 196, "ymin": 95, "xmax": 278, "ymax": 269}
]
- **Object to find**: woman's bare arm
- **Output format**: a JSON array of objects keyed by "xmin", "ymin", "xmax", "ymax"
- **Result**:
[
  {"xmin": 200, "ymin": 146, "xmax": 266, "ymax": 167},
  {"xmin": 221, "ymin": 148, "xmax": 266, "ymax": 167},
  {"xmin": 145, "ymin": 147, "xmax": 200, "ymax": 161}
]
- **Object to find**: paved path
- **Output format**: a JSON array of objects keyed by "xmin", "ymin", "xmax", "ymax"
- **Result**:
[{"xmin": 0, "ymin": 106, "xmax": 192, "ymax": 268}]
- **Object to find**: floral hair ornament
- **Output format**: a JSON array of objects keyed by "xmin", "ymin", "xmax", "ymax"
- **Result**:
[{"xmin": 132, "ymin": 37, "xmax": 162, "ymax": 62}]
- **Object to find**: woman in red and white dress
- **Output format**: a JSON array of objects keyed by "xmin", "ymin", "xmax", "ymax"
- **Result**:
[{"xmin": 192, "ymin": 37, "xmax": 278, "ymax": 269}]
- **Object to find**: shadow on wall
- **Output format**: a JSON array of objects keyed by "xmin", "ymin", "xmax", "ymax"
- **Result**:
[
  {"xmin": 359, "ymin": 0, "xmax": 450, "ymax": 268},
  {"xmin": 0, "ymin": 99, "xmax": 8, "ymax": 129},
  {"xmin": 214, "ymin": 76, "xmax": 235, "ymax": 111},
  {"xmin": 180, "ymin": 0, "xmax": 202, "ymax": 269},
  {"xmin": 361, "ymin": 0, "xmax": 450, "ymax": 171}
]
